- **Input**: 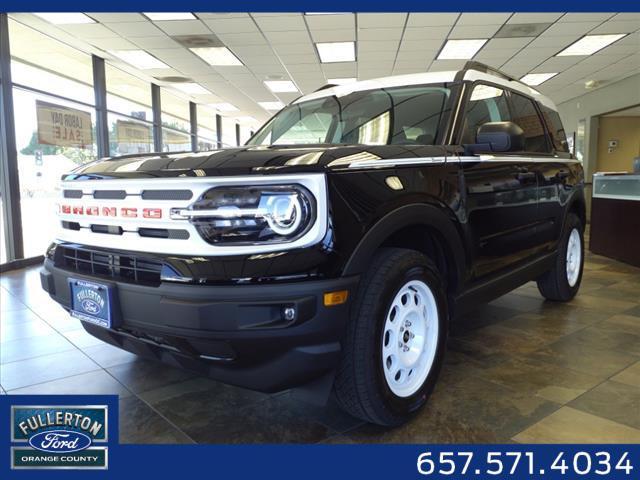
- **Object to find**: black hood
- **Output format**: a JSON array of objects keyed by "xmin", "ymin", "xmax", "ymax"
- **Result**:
[{"xmin": 63, "ymin": 144, "xmax": 457, "ymax": 180}]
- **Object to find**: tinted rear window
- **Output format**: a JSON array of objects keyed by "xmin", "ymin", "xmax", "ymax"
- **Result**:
[
  {"xmin": 509, "ymin": 93, "xmax": 551, "ymax": 153},
  {"xmin": 540, "ymin": 106, "xmax": 569, "ymax": 152}
]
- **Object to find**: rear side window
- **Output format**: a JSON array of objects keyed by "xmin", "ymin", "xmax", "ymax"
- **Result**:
[
  {"xmin": 461, "ymin": 85, "xmax": 511, "ymax": 144},
  {"xmin": 540, "ymin": 106, "xmax": 569, "ymax": 152},
  {"xmin": 509, "ymin": 93, "xmax": 551, "ymax": 153}
]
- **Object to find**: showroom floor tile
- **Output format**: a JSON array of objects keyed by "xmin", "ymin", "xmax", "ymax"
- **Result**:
[{"xmin": 1, "ymin": 247, "xmax": 639, "ymax": 444}]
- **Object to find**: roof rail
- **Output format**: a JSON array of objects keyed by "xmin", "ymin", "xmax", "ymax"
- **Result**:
[
  {"xmin": 459, "ymin": 61, "xmax": 522, "ymax": 84},
  {"xmin": 314, "ymin": 83, "xmax": 339, "ymax": 92}
]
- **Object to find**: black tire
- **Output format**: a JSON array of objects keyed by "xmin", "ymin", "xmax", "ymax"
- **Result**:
[
  {"xmin": 333, "ymin": 248, "xmax": 448, "ymax": 426},
  {"xmin": 536, "ymin": 213, "xmax": 584, "ymax": 301}
]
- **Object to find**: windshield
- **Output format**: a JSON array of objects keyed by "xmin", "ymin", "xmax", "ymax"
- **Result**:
[{"xmin": 248, "ymin": 84, "xmax": 452, "ymax": 146}]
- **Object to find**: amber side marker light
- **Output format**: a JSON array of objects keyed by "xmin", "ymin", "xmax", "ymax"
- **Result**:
[{"xmin": 324, "ymin": 290, "xmax": 349, "ymax": 306}]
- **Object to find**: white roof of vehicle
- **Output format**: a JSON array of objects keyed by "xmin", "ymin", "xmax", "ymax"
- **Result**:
[{"xmin": 294, "ymin": 68, "xmax": 557, "ymax": 111}]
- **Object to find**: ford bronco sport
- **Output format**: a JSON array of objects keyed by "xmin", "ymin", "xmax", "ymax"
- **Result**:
[{"xmin": 41, "ymin": 62, "xmax": 585, "ymax": 426}]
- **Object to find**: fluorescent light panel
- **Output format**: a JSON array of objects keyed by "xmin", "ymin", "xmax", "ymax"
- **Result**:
[
  {"xmin": 173, "ymin": 83, "xmax": 211, "ymax": 95},
  {"xmin": 520, "ymin": 73, "xmax": 558, "ymax": 86},
  {"xmin": 258, "ymin": 101, "xmax": 285, "ymax": 111},
  {"xmin": 328, "ymin": 77, "xmax": 357, "ymax": 85},
  {"xmin": 557, "ymin": 34, "xmax": 627, "ymax": 56},
  {"xmin": 143, "ymin": 13, "xmax": 196, "ymax": 21},
  {"xmin": 190, "ymin": 47, "xmax": 243, "ymax": 66},
  {"xmin": 108, "ymin": 50, "xmax": 168, "ymax": 70},
  {"xmin": 316, "ymin": 42, "xmax": 356, "ymax": 63},
  {"xmin": 211, "ymin": 103, "xmax": 238, "ymax": 112},
  {"xmin": 264, "ymin": 80, "xmax": 298, "ymax": 93},
  {"xmin": 437, "ymin": 39, "xmax": 487, "ymax": 60},
  {"xmin": 34, "ymin": 13, "xmax": 95, "ymax": 24}
]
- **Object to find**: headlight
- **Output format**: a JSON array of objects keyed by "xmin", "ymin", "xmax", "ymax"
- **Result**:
[{"xmin": 171, "ymin": 185, "xmax": 315, "ymax": 245}]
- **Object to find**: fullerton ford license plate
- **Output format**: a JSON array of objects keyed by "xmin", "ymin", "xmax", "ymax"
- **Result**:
[{"xmin": 69, "ymin": 279, "xmax": 114, "ymax": 328}]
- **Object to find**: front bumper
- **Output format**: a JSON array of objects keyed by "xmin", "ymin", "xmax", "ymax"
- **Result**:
[{"xmin": 41, "ymin": 259, "xmax": 358, "ymax": 392}]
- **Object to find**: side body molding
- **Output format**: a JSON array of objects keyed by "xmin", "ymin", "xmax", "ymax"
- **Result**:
[{"xmin": 342, "ymin": 203, "xmax": 467, "ymax": 294}]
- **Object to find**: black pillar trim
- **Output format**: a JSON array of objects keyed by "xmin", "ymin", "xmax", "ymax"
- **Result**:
[
  {"xmin": 0, "ymin": 13, "xmax": 24, "ymax": 261},
  {"xmin": 92, "ymin": 55, "xmax": 109, "ymax": 158},
  {"xmin": 151, "ymin": 83, "xmax": 162, "ymax": 152},
  {"xmin": 189, "ymin": 101, "xmax": 197, "ymax": 152},
  {"xmin": 215, "ymin": 114, "xmax": 222, "ymax": 149},
  {"xmin": 235, "ymin": 123, "xmax": 241, "ymax": 147}
]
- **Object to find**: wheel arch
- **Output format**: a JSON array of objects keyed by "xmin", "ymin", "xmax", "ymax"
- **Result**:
[{"xmin": 342, "ymin": 203, "xmax": 466, "ymax": 297}]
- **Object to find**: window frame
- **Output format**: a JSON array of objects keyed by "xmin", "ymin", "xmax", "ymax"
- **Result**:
[{"xmin": 456, "ymin": 79, "xmax": 557, "ymax": 157}]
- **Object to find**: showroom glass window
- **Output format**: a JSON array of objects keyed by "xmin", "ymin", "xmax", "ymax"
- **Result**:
[
  {"xmin": 249, "ymin": 85, "xmax": 451, "ymax": 146},
  {"xmin": 221, "ymin": 116, "xmax": 237, "ymax": 147},
  {"xmin": 460, "ymin": 85, "xmax": 510, "ymax": 145},
  {"xmin": 106, "ymin": 64, "xmax": 154, "ymax": 156},
  {"xmin": 160, "ymin": 88, "xmax": 192, "ymax": 152},
  {"xmin": 197, "ymin": 105, "xmax": 217, "ymax": 151},
  {"xmin": 8, "ymin": 19, "xmax": 97, "ymax": 258},
  {"xmin": 239, "ymin": 125, "xmax": 252, "ymax": 145},
  {"xmin": 509, "ymin": 92, "xmax": 552, "ymax": 153}
]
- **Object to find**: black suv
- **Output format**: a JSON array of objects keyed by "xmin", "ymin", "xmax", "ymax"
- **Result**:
[{"xmin": 41, "ymin": 62, "xmax": 585, "ymax": 426}]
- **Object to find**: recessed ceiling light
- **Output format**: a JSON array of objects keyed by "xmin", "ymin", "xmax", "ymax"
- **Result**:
[
  {"xmin": 190, "ymin": 47, "xmax": 243, "ymax": 66},
  {"xmin": 210, "ymin": 103, "xmax": 238, "ymax": 112},
  {"xmin": 236, "ymin": 116, "xmax": 256, "ymax": 123},
  {"xmin": 264, "ymin": 80, "xmax": 298, "ymax": 93},
  {"xmin": 437, "ymin": 39, "xmax": 487, "ymax": 60},
  {"xmin": 557, "ymin": 34, "xmax": 627, "ymax": 56},
  {"xmin": 316, "ymin": 42, "xmax": 356, "ymax": 63},
  {"xmin": 520, "ymin": 73, "xmax": 558, "ymax": 86},
  {"xmin": 327, "ymin": 77, "xmax": 357, "ymax": 85},
  {"xmin": 143, "ymin": 13, "xmax": 197, "ymax": 21},
  {"xmin": 34, "ymin": 13, "xmax": 95, "ymax": 24},
  {"xmin": 258, "ymin": 101, "xmax": 285, "ymax": 111},
  {"xmin": 173, "ymin": 83, "xmax": 211, "ymax": 95},
  {"xmin": 108, "ymin": 50, "xmax": 169, "ymax": 70}
]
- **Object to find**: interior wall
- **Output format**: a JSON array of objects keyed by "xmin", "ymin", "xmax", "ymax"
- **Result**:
[
  {"xmin": 596, "ymin": 116, "xmax": 640, "ymax": 173},
  {"xmin": 555, "ymin": 73, "xmax": 640, "ymax": 221}
]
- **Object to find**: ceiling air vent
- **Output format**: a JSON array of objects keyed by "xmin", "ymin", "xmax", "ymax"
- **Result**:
[
  {"xmin": 171, "ymin": 34, "xmax": 224, "ymax": 49},
  {"xmin": 494, "ymin": 23, "xmax": 552, "ymax": 38}
]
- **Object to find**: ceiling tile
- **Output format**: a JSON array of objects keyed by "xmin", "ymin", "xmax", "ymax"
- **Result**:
[
  {"xmin": 86, "ymin": 13, "xmax": 147, "ymax": 23},
  {"xmin": 406, "ymin": 13, "xmax": 459, "ymax": 27},
  {"xmin": 358, "ymin": 28, "xmax": 403, "ymax": 41},
  {"xmin": 105, "ymin": 21, "xmax": 164, "ymax": 37},
  {"xmin": 429, "ymin": 59, "xmax": 468, "ymax": 71},
  {"xmin": 89, "ymin": 37, "xmax": 138, "ymax": 50},
  {"xmin": 254, "ymin": 15, "xmax": 306, "ymax": 32},
  {"xmin": 402, "ymin": 27, "xmax": 450, "ymax": 41},
  {"xmin": 507, "ymin": 13, "xmax": 564, "ymax": 24},
  {"xmin": 558, "ymin": 13, "xmax": 615, "ymax": 22},
  {"xmin": 154, "ymin": 20, "xmax": 210, "ymax": 36},
  {"xmin": 59, "ymin": 23, "xmax": 118, "ymax": 39},
  {"xmin": 456, "ymin": 13, "xmax": 512, "ymax": 25},
  {"xmin": 541, "ymin": 21, "xmax": 600, "ymax": 36},
  {"xmin": 449, "ymin": 24, "xmax": 502, "ymax": 39},
  {"xmin": 305, "ymin": 13, "xmax": 355, "ymax": 30},
  {"xmin": 202, "ymin": 18, "xmax": 259, "ymax": 34},
  {"xmin": 132, "ymin": 36, "xmax": 181, "ymax": 49},
  {"xmin": 310, "ymin": 29, "xmax": 356, "ymax": 42},
  {"xmin": 216, "ymin": 32, "xmax": 265, "ymax": 46},
  {"xmin": 272, "ymin": 43, "xmax": 315, "ymax": 55},
  {"xmin": 590, "ymin": 20, "xmax": 640, "ymax": 34},
  {"xmin": 358, "ymin": 13, "xmax": 407, "ymax": 28},
  {"xmin": 484, "ymin": 37, "xmax": 534, "ymax": 50},
  {"xmin": 263, "ymin": 31, "xmax": 310, "ymax": 44},
  {"xmin": 358, "ymin": 40, "xmax": 400, "ymax": 53}
]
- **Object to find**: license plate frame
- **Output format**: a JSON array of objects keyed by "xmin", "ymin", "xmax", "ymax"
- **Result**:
[{"xmin": 69, "ymin": 278, "xmax": 119, "ymax": 329}]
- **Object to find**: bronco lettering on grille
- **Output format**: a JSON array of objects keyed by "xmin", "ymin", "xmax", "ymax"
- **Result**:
[{"xmin": 58, "ymin": 205, "xmax": 162, "ymax": 219}]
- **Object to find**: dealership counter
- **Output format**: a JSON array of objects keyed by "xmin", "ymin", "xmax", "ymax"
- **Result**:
[{"xmin": 589, "ymin": 173, "xmax": 640, "ymax": 267}]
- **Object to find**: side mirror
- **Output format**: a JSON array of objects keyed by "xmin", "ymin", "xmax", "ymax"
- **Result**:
[{"xmin": 475, "ymin": 121, "xmax": 524, "ymax": 153}]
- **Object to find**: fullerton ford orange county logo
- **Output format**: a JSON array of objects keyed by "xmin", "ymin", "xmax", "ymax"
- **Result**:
[{"xmin": 11, "ymin": 405, "xmax": 109, "ymax": 469}]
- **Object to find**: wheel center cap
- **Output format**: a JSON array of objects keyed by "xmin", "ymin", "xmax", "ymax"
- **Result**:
[{"xmin": 403, "ymin": 331, "xmax": 410, "ymax": 343}]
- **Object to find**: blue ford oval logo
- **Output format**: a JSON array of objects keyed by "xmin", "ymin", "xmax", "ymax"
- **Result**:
[
  {"xmin": 81, "ymin": 299, "xmax": 101, "ymax": 315},
  {"xmin": 28, "ymin": 430, "xmax": 92, "ymax": 453}
]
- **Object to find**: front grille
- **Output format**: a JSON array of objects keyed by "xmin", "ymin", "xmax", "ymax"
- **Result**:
[{"xmin": 57, "ymin": 246, "xmax": 163, "ymax": 286}]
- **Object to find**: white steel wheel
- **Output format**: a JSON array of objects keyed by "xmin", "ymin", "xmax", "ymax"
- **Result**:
[
  {"xmin": 382, "ymin": 279, "xmax": 439, "ymax": 398},
  {"xmin": 566, "ymin": 228, "xmax": 581, "ymax": 287}
]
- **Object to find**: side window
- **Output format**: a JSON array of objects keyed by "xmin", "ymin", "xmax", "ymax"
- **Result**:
[
  {"xmin": 540, "ymin": 106, "xmax": 569, "ymax": 152},
  {"xmin": 461, "ymin": 85, "xmax": 510, "ymax": 144},
  {"xmin": 509, "ymin": 93, "xmax": 552, "ymax": 153}
]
